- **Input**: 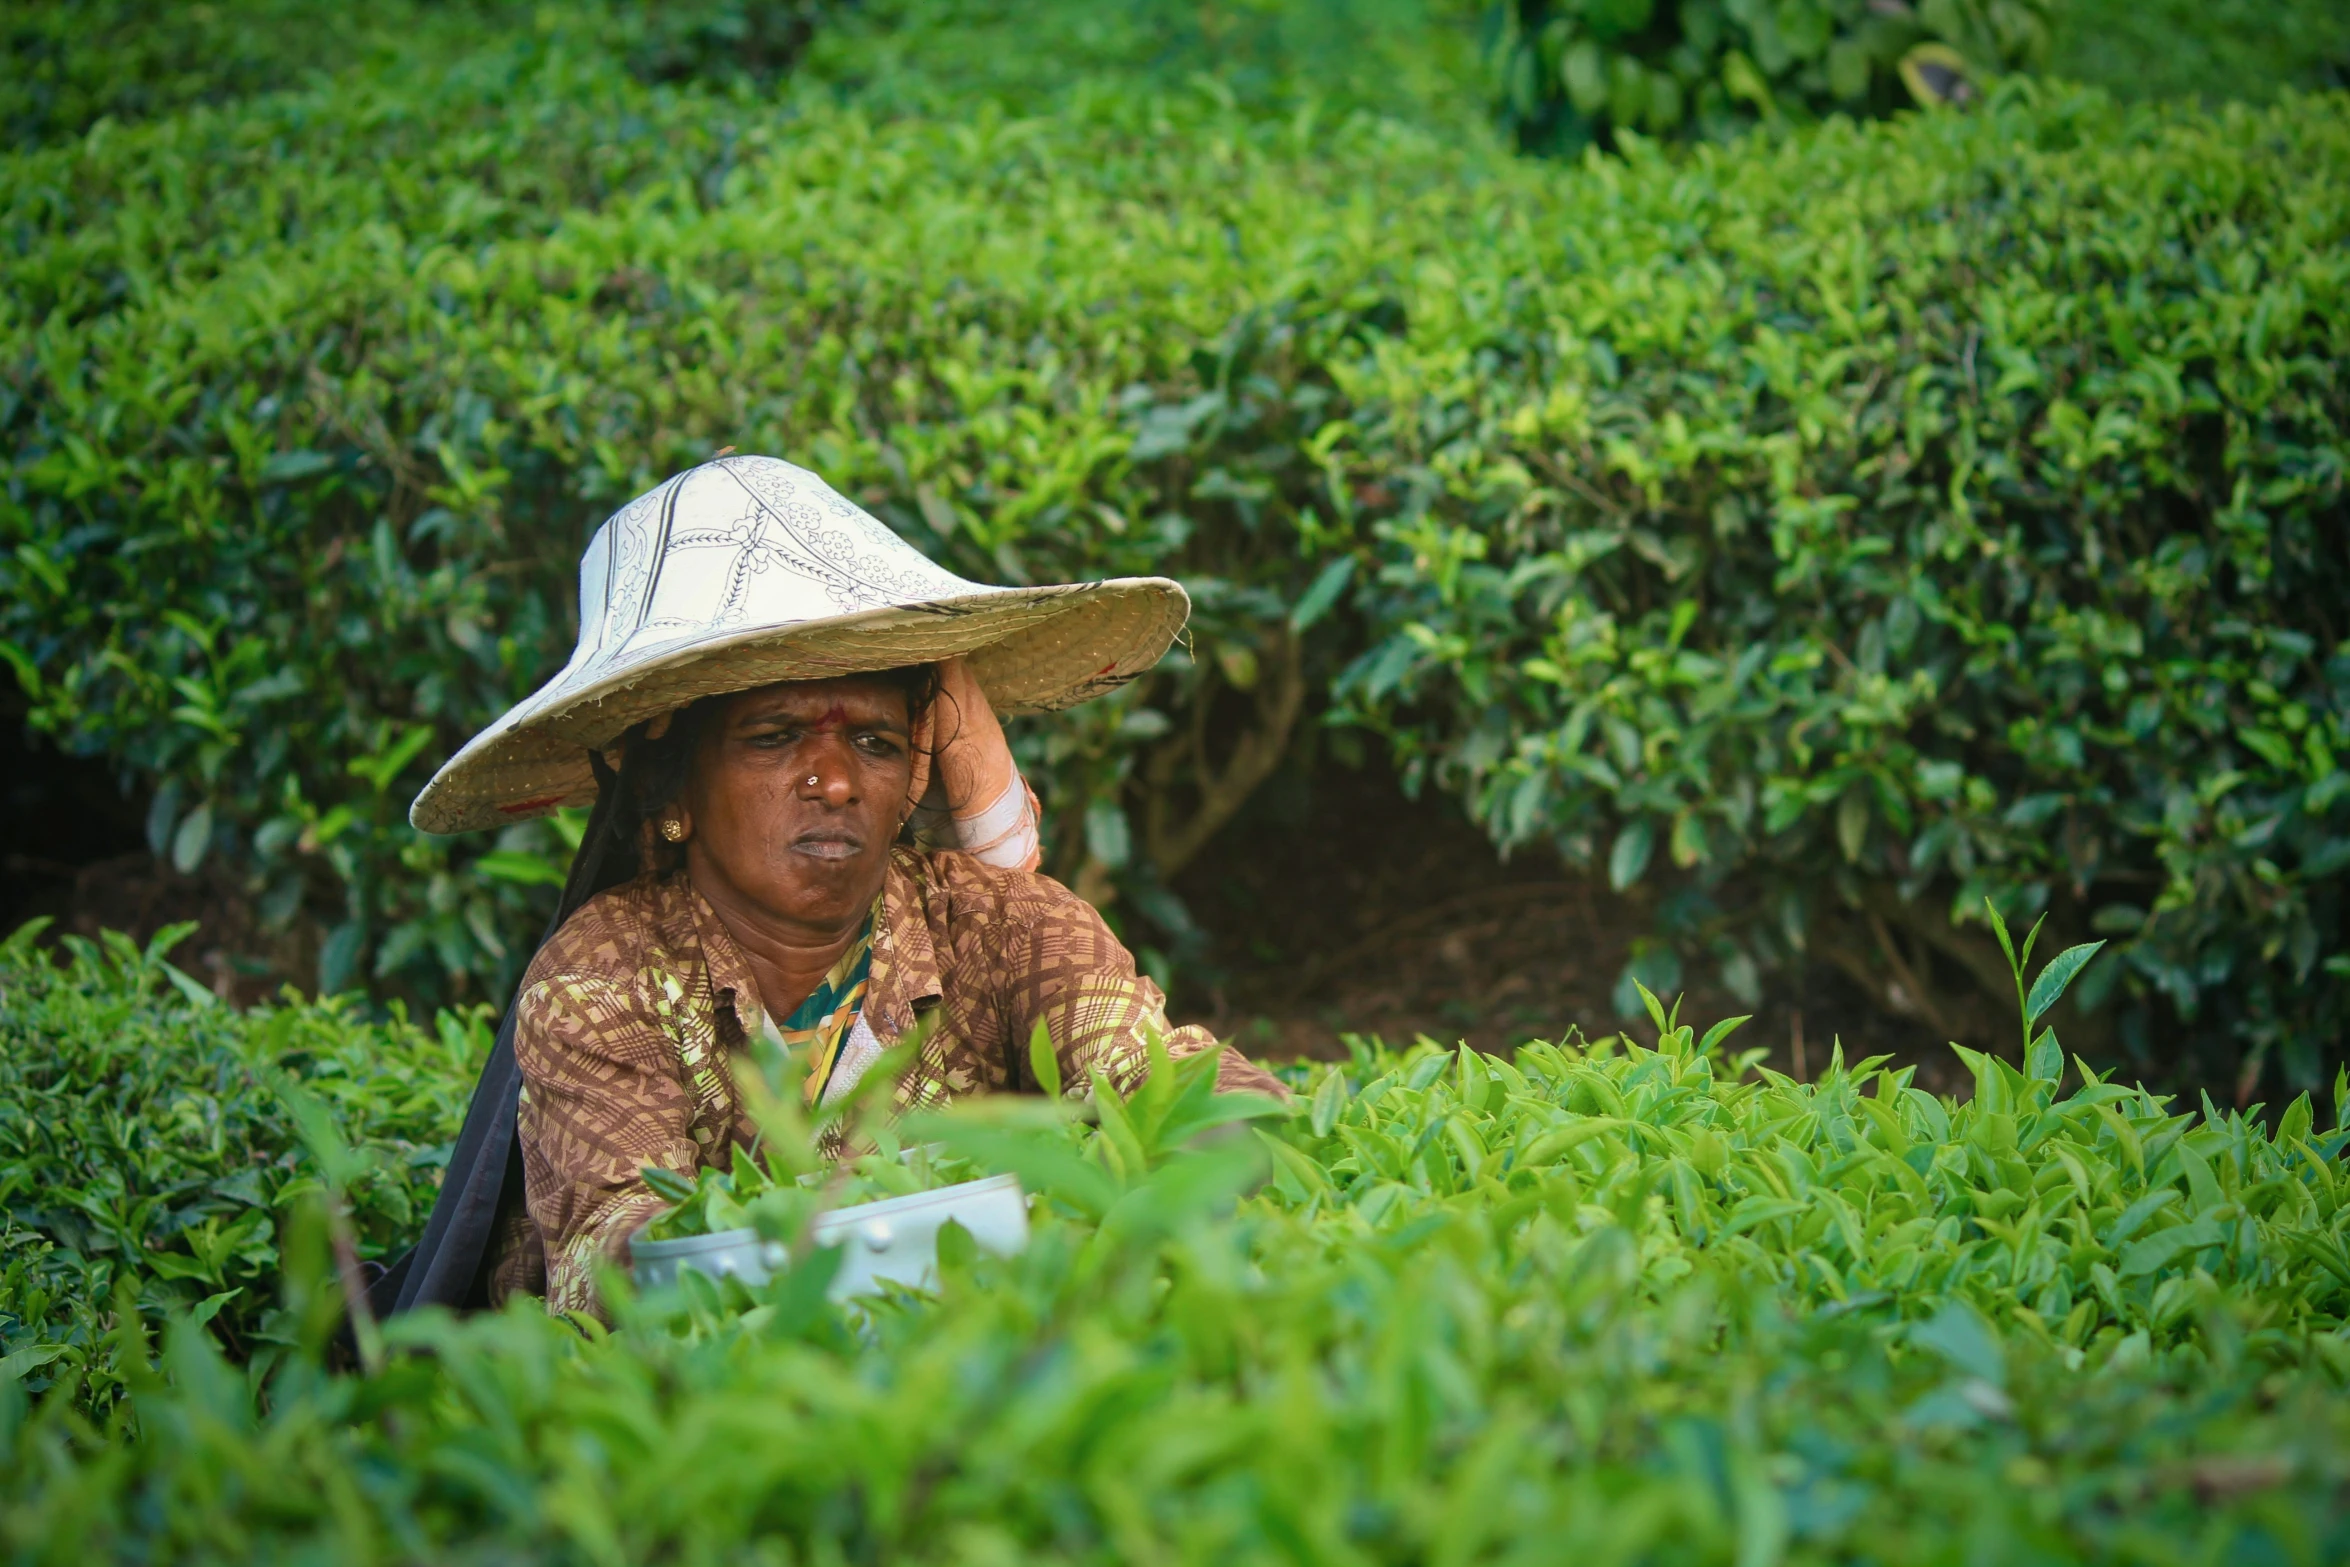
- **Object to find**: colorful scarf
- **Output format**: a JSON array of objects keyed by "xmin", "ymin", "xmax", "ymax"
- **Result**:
[{"xmin": 767, "ymin": 910, "xmax": 875, "ymax": 1105}]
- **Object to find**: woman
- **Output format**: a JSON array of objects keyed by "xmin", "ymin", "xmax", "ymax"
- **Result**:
[{"xmin": 392, "ymin": 455, "xmax": 1280, "ymax": 1319}]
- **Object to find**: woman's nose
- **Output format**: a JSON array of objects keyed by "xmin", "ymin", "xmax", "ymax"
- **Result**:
[{"xmin": 797, "ymin": 738, "xmax": 859, "ymax": 804}]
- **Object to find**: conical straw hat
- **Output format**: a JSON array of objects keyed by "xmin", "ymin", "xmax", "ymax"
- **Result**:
[{"xmin": 410, "ymin": 455, "xmax": 1187, "ymax": 835}]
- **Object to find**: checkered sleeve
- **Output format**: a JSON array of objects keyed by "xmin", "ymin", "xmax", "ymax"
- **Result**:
[
  {"xmin": 1011, "ymin": 891, "xmax": 1288, "ymax": 1103},
  {"xmin": 512, "ymin": 971, "xmax": 702, "ymax": 1319}
]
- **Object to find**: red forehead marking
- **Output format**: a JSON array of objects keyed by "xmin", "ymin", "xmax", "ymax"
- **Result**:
[{"xmin": 810, "ymin": 703, "xmax": 850, "ymax": 730}]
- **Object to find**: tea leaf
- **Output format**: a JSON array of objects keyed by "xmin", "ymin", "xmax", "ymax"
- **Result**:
[
  {"xmin": 1028, "ymin": 1018, "xmax": 1063, "ymax": 1100},
  {"xmin": 2025, "ymin": 1027, "xmax": 2063, "ymax": 1085},
  {"xmin": 1309, "ymin": 1069, "xmax": 1349, "ymax": 1139},
  {"xmin": 2026, "ymin": 941, "xmax": 2106, "ymax": 1025},
  {"xmin": 1697, "ymin": 1014, "xmax": 1751, "ymax": 1056},
  {"xmin": 1609, "ymin": 819, "xmax": 1655, "ymax": 891},
  {"xmin": 1911, "ymin": 1299, "xmax": 2005, "ymax": 1388},
  {"xmin": 640, "ymin": 1166, "xmax": 699, "ymax": 1206}
]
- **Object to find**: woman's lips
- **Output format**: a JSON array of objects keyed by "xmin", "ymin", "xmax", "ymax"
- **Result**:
[{"xmin": 790, "ymin": 829, "xmax": 864, "ymax": 861}]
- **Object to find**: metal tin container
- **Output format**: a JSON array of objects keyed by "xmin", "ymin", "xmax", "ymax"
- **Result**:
[
  {"xmin": 628, "ymin": 1228, "xmax": 788, "ymax": 1292},
  {"xmin": 631, "ymin": 1172, "xmax": 1028, "ymax": 1301}
]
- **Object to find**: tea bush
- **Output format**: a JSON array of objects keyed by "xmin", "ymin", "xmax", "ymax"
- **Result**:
[
  {"xmin": 1322, "ymin": 91, "xmax": 2350, "ymax": 1090},
  {"xmin": 2, "ymin": 0, "xmax": 441, "ymax": 148},
  {"xmin": 2, "ymin": 1, "xmax": 2345, "ymax": 1091},
  {"xmin": 801, "ymin": 0, "xmax": 1491, "ymax": 130},
  {"xmin": 1481, "ymin": 0, "xmax": 2054, "ymax": 154},
  {"xmin": 0, "ymin": 0, "xmax": 844, "ymax": 150},
  {"xmin": 2048, "ymin": 0, "xmax": 2350, "ymax": 106},
  {"xmin": 0, "ymin": 920, "xmax": 478, "ymax": 1409},
  {"xmin": 3, "ymin": 922, "xmax": 2348, "ymax": 1561}
]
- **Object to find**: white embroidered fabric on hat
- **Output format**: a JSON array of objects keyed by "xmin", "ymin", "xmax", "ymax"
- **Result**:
[{"xmin": 410, "ymin": 456, "xmax": 1188, "ymax": 835}]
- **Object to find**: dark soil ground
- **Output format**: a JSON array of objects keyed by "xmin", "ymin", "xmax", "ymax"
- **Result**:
[
  {"xmin": 1167, "ymin": 756, "xmax": 1966, "ymax": 1093},
  {"xmin": 3, "ymin": 724, "xmax": 171, "ymax": 940},
  {"xmin": 5, "ymin": 718, "xmax": 1962, "ymax": 1090},
  {"xmin": 5, "ymin": 725, "xmax": 312, "ymax": 1002}
]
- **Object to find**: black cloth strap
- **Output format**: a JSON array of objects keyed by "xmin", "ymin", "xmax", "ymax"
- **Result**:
[{"xmin": 366, "ymin": 752, "xmax": 631, "ymax": 1317}]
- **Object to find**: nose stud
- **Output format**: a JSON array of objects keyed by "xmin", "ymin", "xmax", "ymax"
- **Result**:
[{"xmin": 806, "ymin": 775, "xmax": 819, "ymax": 787}]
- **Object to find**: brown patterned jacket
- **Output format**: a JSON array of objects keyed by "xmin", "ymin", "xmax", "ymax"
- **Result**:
[{"xmin": 505, "ymin": 847, "xmax": 1282, "ymax": 1316}]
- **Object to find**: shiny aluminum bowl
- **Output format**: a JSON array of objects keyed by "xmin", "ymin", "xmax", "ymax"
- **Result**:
[
  {"xmin": 627, "ymin": 1227, "xmax": 788, "ymax": 1291},
  {"xmin": 631, "ymin": 1172, "xmax": 1028, "ymax": 1301}
]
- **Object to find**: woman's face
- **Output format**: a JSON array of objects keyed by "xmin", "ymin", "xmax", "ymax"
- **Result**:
[{"xmin": 677, "ymin": 675, "xmax": 915, "ymax": 935}]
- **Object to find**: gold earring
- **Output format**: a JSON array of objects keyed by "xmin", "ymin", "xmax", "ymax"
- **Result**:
[{"xmin": 660, "ymin": 817, "xmax": 686, "ymax": 843}]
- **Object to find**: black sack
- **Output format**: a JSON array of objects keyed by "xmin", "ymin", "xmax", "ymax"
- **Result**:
[{"xmin": 366, "ymin": 751, "xmax": 631, "ymax": 1317}]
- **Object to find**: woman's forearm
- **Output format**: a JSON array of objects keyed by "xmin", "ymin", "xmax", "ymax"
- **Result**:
[{"xmin": 933, "ymin": 657, "xmax": 1042, "ymax": 871}]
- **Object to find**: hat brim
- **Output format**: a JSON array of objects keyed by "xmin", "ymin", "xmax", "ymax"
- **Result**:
[{"xmin": 409, "ymin": 578, "xmax": 1186, "ymax": 835}]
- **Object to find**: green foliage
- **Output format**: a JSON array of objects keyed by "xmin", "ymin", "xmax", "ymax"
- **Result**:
[
  {"xmin": 638, "ymin": 1136, "xmax": 982, "ymax": 1240},
  {"xmin": 3, "ymin": 0, "xmax": 397, "ymax": 148},
  {"xmin": 4, "ymin": 927, "xmax": 2349, "ymax": 1560},
  {"xmin": 0, "ymin": 2, "xmax": 1491, "ymax": 1005},
  {"xmin": 1482, "ymin": 0, "xmax": 2055, "ymax": 153},
  {"xmin": 1321, "ymin": 87, "xmax": 2350, "ymax": 1090},
  {"xmin": 644, "ymin": 1032, "xmax": 1290, "ymax": 1240},
  {"xmin": 3, "ymin": 1, "xmax": 2346, "ymax": 1091},
  {"xmin": 804, "ymin": 0, "xmax": 1494, "ymax": 130},
  {"xmin": 0, "ymin": 920, "xmax": 477, "ymax": 1408},
  {"xmin": 618, "ymin": 0, "xmax": 836, "ymax": 92},
  {"xmin": 0, "ymin": 0, "xmax": 853, "ymax": 151},
  {"xmin": 2049, "ymin": 0, "xmax": 2350, "ymax": 106}
]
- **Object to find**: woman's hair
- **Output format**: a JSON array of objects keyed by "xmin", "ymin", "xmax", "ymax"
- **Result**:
[{"xmin": 606, "ymin": 664, "xmax": 943, "ymax": 879}]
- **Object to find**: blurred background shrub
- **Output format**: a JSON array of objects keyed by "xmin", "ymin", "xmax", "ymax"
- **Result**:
[
  {"xmin": 2047, "ymin": 0, "xmax": 2350, "ymax": 106},
  {"xmin": 0, "ymin": 920, "xmax": 475, "ymax": 1409},
  {"xmin": 1482, "ymin": 0, "xmax": 2056, "ymax": 154},
  {"xmin": 1, "ymin": 0, "xmax": 2344, "ymax": 1096},
  {"xmin": 1478, "ymin": 0, "xmax": 2349, "ymax": 155}
]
